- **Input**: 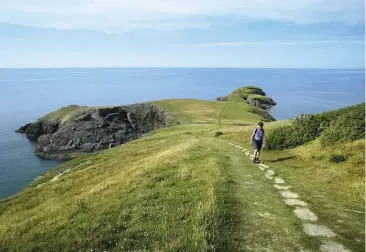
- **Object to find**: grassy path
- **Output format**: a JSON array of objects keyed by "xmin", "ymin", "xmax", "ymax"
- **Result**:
[
  {"xmin": 216, "ymin": 138, "xmax": 358, "ymax": 252},
  {"xmin": 213, "ymin": 139, "xmax": 314, "ymax": 251}
]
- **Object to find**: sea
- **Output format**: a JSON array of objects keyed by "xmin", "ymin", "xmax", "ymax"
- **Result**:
[{"xmin": 0, "ymin": 68, "xmax": 364, "ymax": 199}]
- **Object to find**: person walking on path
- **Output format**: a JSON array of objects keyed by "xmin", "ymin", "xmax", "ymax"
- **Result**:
[{"xmin": 250, "ymin": 122, "xmax": 265, "ymax": 164}]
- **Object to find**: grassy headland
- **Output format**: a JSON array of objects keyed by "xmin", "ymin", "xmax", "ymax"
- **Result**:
[{"xmin": 1, "ymin": 90, "xmax": 364, "ymax": 251}]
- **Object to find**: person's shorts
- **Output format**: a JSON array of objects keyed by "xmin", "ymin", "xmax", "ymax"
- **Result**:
[{"xmin": 253, "ymin": 140, "xmax": 263, "ymax": 151}]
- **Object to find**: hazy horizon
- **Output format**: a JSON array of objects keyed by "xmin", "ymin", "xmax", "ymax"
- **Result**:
[{"xmin": 1, "ymin": 66, "xmax": 365, "ymax": 70}]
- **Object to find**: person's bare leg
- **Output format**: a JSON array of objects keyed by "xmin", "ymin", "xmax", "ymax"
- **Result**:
[
  {"xmin": 253, "ymin": 149, "xmax": 258, "ymax": 160},
  {"xmin": 256, "ymin": 151, "xmax": 260, "ymax": 161}
]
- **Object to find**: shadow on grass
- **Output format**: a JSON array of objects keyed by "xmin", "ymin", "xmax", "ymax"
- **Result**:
[{"xmin": 268, "ymin": 156, "xmax": 296, "ymax": 162}]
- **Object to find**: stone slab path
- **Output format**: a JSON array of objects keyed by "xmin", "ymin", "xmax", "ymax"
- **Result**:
[{"xmin": 216, "ymin": 139, "xmax": 352, "ymax": 252}]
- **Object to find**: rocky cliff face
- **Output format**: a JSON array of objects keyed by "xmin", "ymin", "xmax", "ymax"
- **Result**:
[
  {"xmin": 244, "ymin": 96, "xmax": 277, "ymax": 110},
  {"xmin": 16, "ymin": 104, "xmax": 172, "ymax": 159}
]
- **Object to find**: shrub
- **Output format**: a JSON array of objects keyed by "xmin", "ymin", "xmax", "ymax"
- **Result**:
[
  {"xmin": 319, "ymin": 107, "xmax": 365, "ymax": 146},
  {"xmin": 329, "ymin": 154, "xmax": 347, "ymax": 163},
  {"xmin": 317, "ymin": 103, "xmax": 365, "ymax": 122},
  {"xmin": 292, "ymin": 115, "xmax": 323, "ymax": 142},
  {"xmin": 266, "ymin": 125, "xmax": 296, "ymax": 150},
  {"xmin": 266, "ymin": 103, "xmax": 365, "ymax": 150},
  {"xmin": 215, "ymin": 131, "xmax": 223, "ymax": 137},
  {"xmin": 267, "ymin": 116, "xmax": 323, "ymax": 150}
]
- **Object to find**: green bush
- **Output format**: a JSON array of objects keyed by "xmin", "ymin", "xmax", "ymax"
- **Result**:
[
  {"xmin": 317, "ymin": 103, "xmax": 365, "ymax": 122},
  {"xmin": 266, "ymin": 125, "xmax": 296, "ymax": 150},
  {"xmin": 266, "ymin": 103, "xmax": 365, "ymax": 150},
  {"xmin": 292, "ymin": 115, "xmax": 323, "ymax": 142},
  {"xmin": 329, "ymin": 154, "xmax": 347, "ymax": 163},
  {"xmin": 319, "ymin": 107, "xmax": 365, "ymax": 146},
  {"xmin": 267, "ymin": 116, "xmax": 322, "ymax": 150}
]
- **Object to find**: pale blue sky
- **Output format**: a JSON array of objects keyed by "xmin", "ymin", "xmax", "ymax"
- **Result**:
[{"xmin": 1, "ymin": 0, "xmax": 365, "ymax": 68}]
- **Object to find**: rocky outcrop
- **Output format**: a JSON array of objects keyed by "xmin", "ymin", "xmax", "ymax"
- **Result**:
[
  {"xmin": 15, "ymin": 123, "xmax": 32, "ymax": 134},
  {"xmin": 18, "ymin": 119, "xmax": 59, "ymax": 141},
  {"xmin": 216, "ymin": 96, "xmax": 229, "ymax": 101},
  {"xmin": 217, "ymin": 86, "xmax": 277, "ymax": 111},
  {"xmin": 245, "ymin": 96, "xmax": 277, "ymax": 110},
  {"xmin": 16, "ymin": 104, "xmax": 172, "ymax": 159}
]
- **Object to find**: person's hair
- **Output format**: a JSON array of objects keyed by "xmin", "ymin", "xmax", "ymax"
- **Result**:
[{"xmin": 258, "ymin": 122, "xmax": 264, "ymax": 127}]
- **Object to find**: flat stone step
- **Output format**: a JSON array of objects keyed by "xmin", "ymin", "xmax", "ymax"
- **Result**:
[
  {"xmin": 294, "ymin": 207, "xmax": 318, "ymax": 221},
  {"xmin": 258, "ymin": 163, "xmax": 269, "ymax": 169},
  {"xmin": 283, "ymin": 198, "xmax": 307, "ymax": 207},
  {"xmin": 265, "ymin": 174, "xmax": 274, "ymax": 180},
  {"xmin": 258, "ymin": 166, "xmax": 266, "ymax": 171},
  {"xmin": 280, "ymin": 190, "xmax": 299, "ymax": 199},
  {"xmin": 302, "ymin": 224, "xmax": 336, "ymax": 238},
  {"xmin": 273, "ymin": 184, "xmax": 292, "ymax": 190},
  {"xmin": 274, "ymin": 177, "xmax": 285, "ymax": 184}
]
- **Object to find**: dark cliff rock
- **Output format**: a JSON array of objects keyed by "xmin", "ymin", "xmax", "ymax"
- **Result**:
[
  {"xmin": 216, "ymin": 96, "xmax": 229, "ymax": 101},
  {"xmin": 16, "ymin": 104, "xmax": 172, "ymax": 159},
  {"xmin": 245, "ymin": 96, "xmax": 277, "ymax": 110},
  {"xmin": 23, "ymin": 119, "xmax": 59, "ymax": 140},
  {"xmin": 15, "ymin": 123, "xmax": 32, "ymax": 134}
]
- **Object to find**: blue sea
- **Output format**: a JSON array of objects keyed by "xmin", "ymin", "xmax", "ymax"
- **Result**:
[{"xmin": 0, "ymin": 68, "xmax": 364, "ymax": 199}]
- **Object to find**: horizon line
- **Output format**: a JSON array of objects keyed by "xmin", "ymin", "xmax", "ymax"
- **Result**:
[{"xmin": 1, "ymin": 66, "xmax": 365, "ymax": 70}]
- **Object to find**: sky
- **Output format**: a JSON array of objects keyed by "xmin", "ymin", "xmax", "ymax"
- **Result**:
[{"xmin": 1, "ymin": 0, "xmax": 365, "ymax": 68}]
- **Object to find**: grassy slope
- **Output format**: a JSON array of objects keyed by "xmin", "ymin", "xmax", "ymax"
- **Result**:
[
  {"xmin": 1, "ymin": 125, "xmax": 228, "ymax": 251},
  {"xmin": 151, "ymin": 99, "xmax": 272, "ymax": 124},
  {"xmin": 0, "ymin": 125, "xmax": 320, "ymax": 252},
  {"xmin": 37, "ymin": 105, "xmax": 90, "ymax": 123},
  {"xmin": 220, "ymin": 123, "xmax": 365, "ymax": 251},
  {"xmin": 1, "ymin": 99, "xmax": 364, "ymax": 251}
]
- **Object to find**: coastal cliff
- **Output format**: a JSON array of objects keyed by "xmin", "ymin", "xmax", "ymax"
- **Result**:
[
  {"xmin": 16, "ymin": 86, "xmax": 276, "ymax": 160},
  {"xmin": 16, "ymin": 104, "xmax": 172, "ymax": 159},
  {"xmin": 217, "ymin": 86, "xmax": 277, "ymax": 110}
]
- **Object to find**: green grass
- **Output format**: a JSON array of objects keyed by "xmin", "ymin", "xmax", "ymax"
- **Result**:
[
  {"xmin": 221, "ymin": 124, "xmax": 365, "ymax": 251},
  {"xmin": 266, "ymin": 103, "xmax": 365, "ymax": 150},
  {"xmin": 37, "ymin": 98, "xmax": 273, "ymax": 127},
  {"xmin": 1, "ymin": 125, "xmax": 231, "ymax": 251},
  {"xmin": 231, "ymin": 86, "xmax": 266, "ymax": 96},
  {"xmin": 37, "ymin": 105, "xmax": 103, "ymax": 124},
  {"xmin": 152, "ymin": 99, "xmax": 273, "ymax": 124},
  {"xmin": 0, "ymin": 124, "xmax": 322, "ymax": 252},
  {"xmin": 1, "ymin": 98, "xmax": 364, "ymax": 251}
]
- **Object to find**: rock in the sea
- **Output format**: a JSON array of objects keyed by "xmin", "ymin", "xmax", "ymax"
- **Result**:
[
  {"xmin": 16, "ymin": 104, "xmax": 172, "ymax": 159},
  {"xmin": 15, "ymin": 123, "xmax": 32, "ymax": 133}
]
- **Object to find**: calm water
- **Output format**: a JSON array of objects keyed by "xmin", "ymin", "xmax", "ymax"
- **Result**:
[{"xmin": 0, "ymin": 68, "xmax": 364, "ymax": 198}]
